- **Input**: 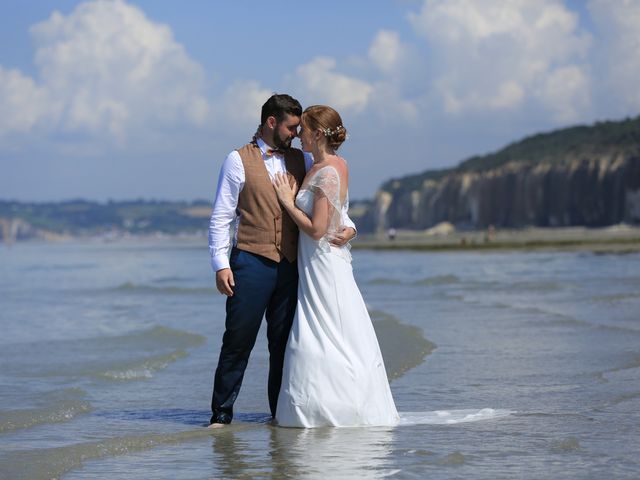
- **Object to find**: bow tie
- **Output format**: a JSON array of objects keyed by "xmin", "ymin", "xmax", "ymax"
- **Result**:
[{"xmin": 265, "ymin": 148, "xmax": 285, "ymax": 157}]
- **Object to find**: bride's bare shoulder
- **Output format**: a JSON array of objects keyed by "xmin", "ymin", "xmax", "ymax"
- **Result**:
[
  {"xmin": 327, "ymin": 156, "xmax": 348, "ymax": 177},
  {"xmin": 336, "ymin": 158, "xmax": 349, "ymax": 186}
]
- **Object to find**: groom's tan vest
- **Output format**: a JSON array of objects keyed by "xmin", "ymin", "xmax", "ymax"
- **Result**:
[{"xmin": 236, "ymin": 142, "xmax": 306, "ymax": 263}]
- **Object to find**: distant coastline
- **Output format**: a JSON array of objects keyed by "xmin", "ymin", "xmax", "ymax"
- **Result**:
[
  {"xmin": 2, "ymin": 219, "xmax": 639, "ymax": 254},
  {"xmin": 3, "ymin": 115, "xmax": 639, "ymax": 245},
  {"xmin": 352, "ymin": 224, "xmax": 640, "ymax": 253},
  {"xmin": 0, "ymin": 199, "xmax": 211, "ymax": 244}
]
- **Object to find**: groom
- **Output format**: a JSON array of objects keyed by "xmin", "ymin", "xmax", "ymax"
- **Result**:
[{"xmin": 208, "ymin": 93, "xmax": 356, "ymax": 426}]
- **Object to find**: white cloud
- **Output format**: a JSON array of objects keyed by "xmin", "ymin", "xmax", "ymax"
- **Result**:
[
  {"xmin": 538, "ymin": 65, "xmax": 591, "ymax": 123},
  {"xmin": 408, "ymin": 0, "xmax": 592, "ymax": 122},
  {"xmin": 0, "ymin": 0, "xmax": 210, "ymax": 145},
  {"xmin": 3, "ymin": 0, "xmax": 637, "ymax": 202},
  {"xmin": 290, "ymin": 57, "xmax": 374, "ymax": 113},
  {"xmin": 440, "ymin": 78, "xmax": 525, "ymax": 114},
  {"xmin": 0, "ymin": 67, "xmax": 52, "ymax": 133},
  {"xmin": 410, "ymin": 0, "xmax": 523, "ymax": 41},
  {"xmin": 369, "ymin": 30, "xmax": 406, "ymax": 73},
  {"xmin": 221, "ymin": 80, "xmax": 273, "ymax": 128},
  {"xmin": 369, "ymin": 82, "xmax": 421, "ymax": 122},
  {"xmin": 588, "ymin": 0, "xmax": 640, "ymax": 114}
]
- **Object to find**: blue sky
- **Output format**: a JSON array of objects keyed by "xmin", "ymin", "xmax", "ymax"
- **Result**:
[{"xmin": 1, "ymin": 0, "xmax": 638, "ymax": 201}]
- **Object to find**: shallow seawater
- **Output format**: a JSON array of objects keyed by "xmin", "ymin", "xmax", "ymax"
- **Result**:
[{"xmin": 1, "ymin": 240, "xmax": 639, "ymax": 479}]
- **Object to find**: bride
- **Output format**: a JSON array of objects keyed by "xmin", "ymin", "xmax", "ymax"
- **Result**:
[{"xmin": 272, "ymin": 105, "xmax": 399, "ymax": 428}]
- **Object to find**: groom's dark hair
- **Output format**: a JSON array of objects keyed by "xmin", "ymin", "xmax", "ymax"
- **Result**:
[{"xmin": 261, "ymin": 94, "xmax": 303, "ymax": 124}]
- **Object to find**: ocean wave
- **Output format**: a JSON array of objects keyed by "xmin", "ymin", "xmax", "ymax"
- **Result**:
[
  {"xmin": 604, "ymin": 390, "xmax": 640, "ymax": 407},
  {"xmin": 592, "ymin": 292, "xmax": 640, "ymax": 304},
  {"xmin": 399, "ymin": 408, "xmax": 512, "ymax": 425},
  {"xmin": 152, "ymin": 276, "xmax": 193, "ymax": 284},
  {"xmin": 524, "ymin": 312, "xmax": 593, "ymax": 328},
  {"xmin": 369, "ymin": 278, "xmax": 404, "ymax": 285},
  {"xmin": 113, "ymin": 282, "xmax": 214, "ymax": 295},
  {"xmin": 592, "ymin": 353, "xmax": 640, "ymax": 385},
  {"xmin": 24, "ymin": 263, "xmax": 97, "ymax": 272},
  {"xmin": 98, "ymin": 350, "xmax": 188, "ymax": 381},
  {"xmin": 134, "ymin": 325, "xmax": 207, "ymax": 349},
  {"xmin": 450, "ymin": 278, "xmax": 571, "ymax": 295},
  {"xmin": 5, "ymin": 325, "xmax": 205, "ymax": 353},
  {"xmin": 0, "ymin": 388, "xmax": 92, "ymax": 433},
  {"xmin": 3, "ymin": 326, "xmax": 205, "ymax": 382},
  {"xmin": 594, "ymin": 324, "xmax": 640, "ymax": 335},
  {"xmin": 504, "ymin": 281, "xmax": 566, "ymax": 292},
  {"xmin": 604, "ymin": 353, "xmax": 640, "ymax": 374},
  {"xmin": 0, "ymin": 428, "xmax": 217, "ymax": 480},
  {"xmin": 415, "ymin": 274, "xmax": 460, "ymax": 286},
  {"xmin": 98, "ymin": 325, "xmax": 206, "ymax": 350},
  {"xmin": 369, "ymin": 274, "xmax": 460, "ymax": 287},
  {"xmin": 371, "ymin": 276, "xmax": 565, "ymax": 293}
]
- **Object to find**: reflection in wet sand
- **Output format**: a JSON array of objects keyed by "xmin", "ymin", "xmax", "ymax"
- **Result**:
[
  {"xmin": 211, "ymin": 424, "xmax": 397, "ymax": 479},
  {"xmin": 271, "ymin": 426, "xmax": 397, "ymax": 479}
]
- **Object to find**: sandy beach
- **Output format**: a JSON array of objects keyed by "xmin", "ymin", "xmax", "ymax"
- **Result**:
[{"xmin": 353, "ymin": 224, "xmax": 640, "ymax": 253}]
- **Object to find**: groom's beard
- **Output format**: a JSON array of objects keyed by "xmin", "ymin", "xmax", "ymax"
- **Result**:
[{"xmin": 273, "ymin": 125, "xmax": 293, "ymax": 150}]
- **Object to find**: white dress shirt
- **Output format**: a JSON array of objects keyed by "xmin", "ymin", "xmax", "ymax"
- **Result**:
[{"xmin": 208, "ymin": 138, "xmax": 356, "ymax": 272}]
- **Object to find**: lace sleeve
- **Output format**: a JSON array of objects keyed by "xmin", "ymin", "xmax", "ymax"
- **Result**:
[
  {"xmin": 309, "ymin": 166, "xmax": 342, "ymax": 235},
  {"xmin": 309, "ymin": 166, "xmax": 340, "ymax": 208}
]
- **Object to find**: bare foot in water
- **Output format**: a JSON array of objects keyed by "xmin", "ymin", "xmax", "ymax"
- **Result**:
[{"xmin": 207, "ymin": 423, "xmax": 226, "ymax": 429}]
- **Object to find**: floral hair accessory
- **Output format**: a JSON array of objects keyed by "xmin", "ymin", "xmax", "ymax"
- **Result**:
[{"xmin": 323, "ymin": 125, "xmax": 344, "ymax": 137}]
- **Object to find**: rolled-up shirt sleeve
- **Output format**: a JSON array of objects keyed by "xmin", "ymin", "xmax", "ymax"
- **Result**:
[{"xmin": 208, "ymin": 151, "xmax": 243, "ymax": 272}]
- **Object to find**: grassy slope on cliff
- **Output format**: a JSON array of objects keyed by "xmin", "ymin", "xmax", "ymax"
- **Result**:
[{"xmin": 381, "ymin": 115, "xmax": 640, "ymax": 193}]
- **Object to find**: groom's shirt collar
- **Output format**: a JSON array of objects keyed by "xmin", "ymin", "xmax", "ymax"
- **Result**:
[{"xmin": 257, "ymin": 138, "xmax": 280, "ymax": 158}]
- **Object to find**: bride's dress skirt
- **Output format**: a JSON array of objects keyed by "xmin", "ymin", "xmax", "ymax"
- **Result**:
[{"xmin": 276, "ymin": 232, "xmax": 399, "ymax": 428}]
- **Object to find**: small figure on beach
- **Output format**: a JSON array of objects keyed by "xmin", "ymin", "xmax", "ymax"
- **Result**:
[{"xmin": 485, "ymin": 224, "xmax": 496, "ymax": 243}]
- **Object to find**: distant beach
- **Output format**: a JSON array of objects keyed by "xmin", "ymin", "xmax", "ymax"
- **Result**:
[
  {"xmin": 4, "ymin": 224, "xmax": 640, "ymax": 254},
  {"xmin": 353, "ymin": 224, "xmax": 640, "ymax": 253}
]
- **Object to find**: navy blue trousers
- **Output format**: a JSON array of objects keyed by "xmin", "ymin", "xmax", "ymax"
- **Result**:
[{"xmin": 210, "ymin": 248, "xmax": 298, "ymax": 424}]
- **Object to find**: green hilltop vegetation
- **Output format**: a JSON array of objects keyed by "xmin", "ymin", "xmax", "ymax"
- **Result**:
[{"xmin": 381, "ymin": 115, "xmax": 640, "ymax": 193}]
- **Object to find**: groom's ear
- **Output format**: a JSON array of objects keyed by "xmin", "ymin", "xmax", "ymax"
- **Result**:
[{"xmin": 266, "ymin": 116, "xmax": 277, "ymax": 131}]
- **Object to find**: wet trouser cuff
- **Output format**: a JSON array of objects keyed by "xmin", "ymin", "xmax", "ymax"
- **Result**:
[{"xmin": 210, "ymin": 411, "xmax": 232, "ymax": 425}]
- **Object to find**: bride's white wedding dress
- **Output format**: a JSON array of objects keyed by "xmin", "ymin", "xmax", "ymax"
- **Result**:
[{"xmin": 276, "ymin": 165, "xmax": 400, "ymax": 428}]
